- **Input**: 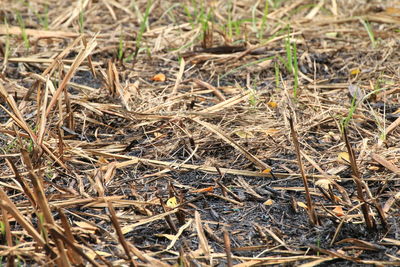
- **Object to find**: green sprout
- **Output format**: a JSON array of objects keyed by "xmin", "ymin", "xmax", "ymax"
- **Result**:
[{"xmin": 16, "ymin": 11, "xmax": 30, "ymax": 50}]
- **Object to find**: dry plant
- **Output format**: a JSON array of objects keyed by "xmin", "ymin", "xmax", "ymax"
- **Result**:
[{"xmin": 0, "ymin": 0, "xmax": 399, "ymax": 266}]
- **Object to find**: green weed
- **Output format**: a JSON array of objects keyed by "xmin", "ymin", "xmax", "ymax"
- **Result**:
[
  {"xmin": 274, "ymin": 61, "xmax": 280, "ymax": 89},
  {"xmin": 31, "ymin": 3, "xmax": 49, "ymax": 29},
  {"xmin": 16, "ymin": 11, "xmax": 30, "ymax": 50},
  {"xmin": 248, "ymin": 88, "xmax": 258, "ymax": 108},
  {"xmin": 275, "ymin": 31, "xmax": 299, "ymax": 99},
  {"xmin": 133, "ymin": 0, "xmax": 152, "ymax": 59},
  {"xmin": 360, "ymin": 19, "xmax": 376, "ymax": 48},
  {"xmin": 3, "ymin": 18, "xmax": 11, "ymax": 65},
  {"xmin": 292, "ymin": 41, "xmax": 299, "ymax": 98},
  {"xmin": 117, "ymin": 31, "xmax": 124, "ymax": 61},
  {"xmin": 226, "ymin": 1, "xmax": 234, "ymax": 40},
  {"xmin": 0, "ymin": 221, "xmax": 5, "ymax": 237},
  {"xmin": 78, "ymin": 6, "xmax": 85, "ymax": 33},
  {"xmin": 258, "ymin": 0, "xmax": 269, "ymax": 40},
  {"xmin": 340, "ymin": 94, "xmax": 357, "ymax": 133}
]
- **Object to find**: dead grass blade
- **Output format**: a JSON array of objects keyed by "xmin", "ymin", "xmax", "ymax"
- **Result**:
[
  {"xmin": 29, "ymin": 170, "xmax": 70, "ymax": 266},
  {"xmin": 47, "ymin": 225, "xmax": 100, "ymax": 267},
  {"xmin": 0, "ymin": 83, "xmax": 68, "ymax": 169},
  {"xmin": 107, "ymin": 200, "xmax": 140, "ymax": 266},
  {"xmin": 201, "ymin": 90, "xmax": 251, "ymax": 113},
  {"xmin": 195, "ymin": 211, "xmax": 210, "ymax": 257},
  {"xmin": 296, "ymin": 257, "xmax": 336, "ymax": 267},
  {"xmin": 223, "ymin": 229, "xmax": 233, "ymax": 267},
  {"xmin": 89, "ymin": 151, "xmax": 330, "ymax": 180},
  {"xmin": 301, "ymin": 151, "xmax": 351, "ymax": 205},
  {"xmin": 164, "ymin": 219, "xmax": 193, "ymax": 252},
  {"xmin": 121, "ymin": 209, "xmax": 179, "ymax": 235},
  {"xmin": 191, "ymin": 117, "xmax": 270, "ymax": 170},
  {"xmin": 45, "ymin": 35, "xmax": 97, "ymax": 117},
  {"xmin": 371, "ymin": 153, "xmax": 400, "ymax": 175},
  {"xmin": 0, "ymin": 25, "xmax": 78, "ymax": 39},
  {"xmin": 0, "ymin": 188, "xmax": 54, "ymax": 256},
  {"xmin": 5, "ymin": 158, "xmax": 36, "ymax": 207},
  {"xmin": 288, "ymin": 116, "xmax": 319, "ymax": 226},
  {"xmin": 172, "ymin": 57, "xmax": 185, "ymax": 94},
  {"xmin": 384, "ymin": 116, "xmax": 400, "ymax": 137},
  {"xmin": 1, "ymin": 205, "xmax": 14, "ymax": 264},
  {"xmin": 193, "ymin": 79, "xmax": 226, "ymax": 102},
  {"xmin": 2, "ymin": 1, "xmax": 400, "ymax": 265},
  {"xmin": 57, "ymin": 208, "xmax": 84, "ymax": 265},
  {"xmin": 343, "ymin": 128, "xmax": 375, "ymax": 230}
]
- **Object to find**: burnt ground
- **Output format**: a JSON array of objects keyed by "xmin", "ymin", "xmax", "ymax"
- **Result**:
[{"xmin": 0, "ymin": 0, "xmax": 400, "ymax": 266}]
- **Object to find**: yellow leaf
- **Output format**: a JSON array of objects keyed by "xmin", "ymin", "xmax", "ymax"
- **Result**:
[
  {"xmin": 166, "ymin": 196, "xmax": 178, "ymax": 208},
  {"xmin": 96, "ymin": 251, "xmax": 112, "ymax": 257},
  {"xmin": 368, "ymin": 165, "xmax": 380, "ymax": 171},
  {"xmin": 267, "ymin": 101, "xmax": 278, "ymax": 108},
  {"xmin": 151, "ymin": 73, "xmax": 166, "ymax": 82},
  {"xmin": 263, "ymin": 199, "xmax": 274, "ymax": 206},
  {"xmin": 337, "ymin": 152, "xmax": 350, "ymax": 164},
  {"xmin": 153, "ymin": 132, "xmax": 163, "ymax": 138},
  {"xmin": 333, "ymin": 195, "xmax": 342, "ymax": 202},
  {"xmin": 262, "ymin": 168, "xmax": 271, "ymax": 173},
  {"xmin": 259, "ymin": 128, "xmax": 280, "ymax": 136},
  {"xmin": 393, "ymin": 108, "xmax": 400, "ymax": 114},
  {"xmin": 315, "ymin": 179, "xmax": 332, "ymax": 190},
  {"xmin": 191, "ymin": 186, "xmax": 214, "ymax": 193},
  {"xmin": 325, "ymin": 32, "xmax": 338, "ymax": 38},
  {"xmin": 234, "ymin": 130, "xmax": 254, "ymax": 138},
  {"xmin": 97, "ymin": 156, "xmax": 109, "ymax": 164},
  {"xmin": 86, "ymin": 250, "xmax": 112, "ymax": 260},
  {"xmin": 86, "ymin": 250, "xmax": 96, "ymax": 260},
  {"xmin": 74, "ymin": 221, "xmax": 97, "ymax": 234},
  {"xmin": 386, "ymin": 7, "xmax": 400, "ymax": 15},
  {"xmin": 332, "ymin": 206, "xmax": 344, "ymax": 217},
  {"xmin": 297, "ymin": 201, "xmax": 308, "ymax": 210},
  {"xmin": 350, "ymin": 68, "xmax": 361, "ymax": 75}
]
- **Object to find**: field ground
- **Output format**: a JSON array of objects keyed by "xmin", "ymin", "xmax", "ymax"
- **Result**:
[{"xmin": 0, "ymin": 0, "xmax": 400, "ymax": 266}]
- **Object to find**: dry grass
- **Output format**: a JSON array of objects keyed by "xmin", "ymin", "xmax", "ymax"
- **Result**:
[{"xmin": 0, "ymin": 0, "xmax": 400, "ymax": 266}]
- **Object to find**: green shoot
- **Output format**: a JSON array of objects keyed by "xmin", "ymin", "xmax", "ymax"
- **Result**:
[
  {"xmin": 340, "ymin": 94, "xmax": 357, "ymax": 133},
  {"xmin": 40, "ymin": 4, "xmax": 49, "ymax": 29},
  {"xmin": 248, "ymin": 88, "xmax": 258, "ymax": 108},
  {"xmin": 79, "ymin": 6, "xmax": 85, "ymax": 34},
  {"xmin": 193, "ymin": 1, "xmax": 205, "ymax": 26},
  {"xmin": 359, "ymin": 19, "xmax": 376, "ymax": 48},
  {"xmin": 0, "ymin": 221, "xmax": 5, "ymax": 237},
  {"xmin": 160, "ymin": 3, "xmax": 180, "ymax": 25},
  {"xmin": 27, "ymin": 138, "xmax": 34, "ymax": 153},
  {"xmin": 16, "ymin": 11, "xmax": 30, "ymax": 50},
  {"xmin": 248, "ymin": 77, "xmax": 261, "ymax": 108},
  {"xmin": 37, "ymin": 212, "xmax": 48, "ymax": 242},
  {"xmin": 134, "ymin": 0, "xmax": 152, "ymax": 59},
  {"xmin": 283, "ymin": 31, "xmax": 299, "ymax": 99},
  {"xmin": 3, "ymin": 17, "xmax": 11, "ymax": 65},
  {"xmin": 258, "ymin": 0, "xmax": 269, "ymax": 40},
  {"xmin": 274, "ymin": 61, "xmax": 280, "ymax": 90},
  {"xmin": 118, "ymin": 31, "xmax": 124, "ymax": 61},
  {"xmin": 226, "ymin": 1, "xmax": 233, "ymax": 40},
  {"xmin": 284, "ymin": 34, "xmax": 293, "ymax": 73},
  {"xmin": 32, "ymin": 3, "xmax": 49, "ymax": 29},
  {"xmin": 292, "ymin": 41, "xmax": 299, "ymax": 99},
  {"xmin": 183, "ymin": 5, "xmax": 193, "ymax": 26},
  {"xmin": 272, "ymin": 0, "xmax": 284, "ymax": 8}
]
